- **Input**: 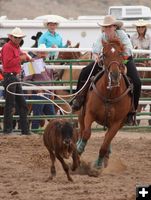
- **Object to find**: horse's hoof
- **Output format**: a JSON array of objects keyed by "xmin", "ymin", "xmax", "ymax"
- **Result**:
[
  {"xmin": 45, "ymin": 176, "xmax": 53, "ymax": 182},
  {"xmin": 104, "ymin": 156, "xmax": 109, "ymax": 168},
  {"xmin": 88, "ymin": 162, "xmax": 102, "ymax": 177}
]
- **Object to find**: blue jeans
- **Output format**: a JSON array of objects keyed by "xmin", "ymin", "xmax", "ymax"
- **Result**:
[{"xmin": 31, "ymin": 95, "xmax": 55, "ymax": 129}]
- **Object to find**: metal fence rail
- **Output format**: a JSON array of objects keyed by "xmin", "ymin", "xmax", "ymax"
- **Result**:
[{"xmin": 0, "ymin": 57, "xmax": 151, "ymax": 132}]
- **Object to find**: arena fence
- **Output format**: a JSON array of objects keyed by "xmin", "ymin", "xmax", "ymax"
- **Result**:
[{"xmin": 0, "ymin": 53, "xmax": 151, "ymax": 133}]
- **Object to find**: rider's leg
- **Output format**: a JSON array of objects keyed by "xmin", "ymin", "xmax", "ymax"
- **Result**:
[
  {"xmin": 71, "ymin": 61, "xmax": 101, "ymax": 111},
  {"xmin": 126, "ymin": 56, "xmax": 141, "ymax": 124}
]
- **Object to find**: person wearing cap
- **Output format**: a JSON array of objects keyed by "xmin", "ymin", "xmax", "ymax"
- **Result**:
[
  {"xmin": 1, "ymin": 27, "xmax": 32, "ymax": 135},
  {"xmin": 24, "ymin": 44, "xmax": 55, "ymax": 131},
  {"xmin": 131, "ymin": 19, "xmax": 151, "ymax": 57},
  {"xmin": 38, "ymin": 17, "xmax": 71, "ymax": 59},
  {"xmin": 71, "ymin": 15, "xmax": 141, "ymax": 124}
]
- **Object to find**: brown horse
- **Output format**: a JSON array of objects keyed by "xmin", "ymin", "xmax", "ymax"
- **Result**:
[
  {"xmin": 134, "ymin": 55, "xmax": 151, "ymax": 125},
  {"xmin": 76, "ymin": 38, "xmax": 133, "ymax": 169},
  {"xmin": 57, "ymin": 42, "xmax": 81, "ymax": 60}
]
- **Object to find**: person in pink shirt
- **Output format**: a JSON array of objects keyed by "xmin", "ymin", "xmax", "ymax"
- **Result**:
[{"xmin": 1, "ymin": 27, "xmax": 32, "ymax": 135}]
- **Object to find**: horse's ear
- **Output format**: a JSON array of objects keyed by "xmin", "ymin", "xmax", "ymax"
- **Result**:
[{"xmin": 75, "ymin": 43, "xmax": 80, "ymax": 48}]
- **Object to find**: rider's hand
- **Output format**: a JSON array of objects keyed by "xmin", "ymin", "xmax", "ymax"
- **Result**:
[{"xmin": 92, "ymin": 53, "xmax": 100, "ymax": 62}]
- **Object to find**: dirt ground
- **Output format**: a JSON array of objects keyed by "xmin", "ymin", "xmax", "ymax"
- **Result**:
[{"xmin": 0, "ymin": 130, "xmax": 151, "ymax": 200}]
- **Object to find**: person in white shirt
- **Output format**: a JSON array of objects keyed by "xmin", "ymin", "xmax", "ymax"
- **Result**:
[{"xmin": 71, "ymin": 15, "xmax": 141, "ymax": 124}]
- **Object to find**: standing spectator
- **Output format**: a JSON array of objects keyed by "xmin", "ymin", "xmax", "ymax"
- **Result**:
[
  {"xmin": 24, "ymin": 44, "xmax": 55, "ymax": 131},
  {"xmin": 38, "ymin": 16, "xmax": 71, "ymax": 59},
  {"xmin": 131, "ymin": 19, "xmax": 151, "ymax": 57},
  {"xmin": 1, "ymin": 27, "xmax": 32, "ymax": 135}
]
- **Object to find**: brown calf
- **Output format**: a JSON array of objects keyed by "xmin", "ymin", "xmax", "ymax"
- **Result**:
[{"xmin": 43, "ymin": 119, "xmax": 80, "ymax": 182}]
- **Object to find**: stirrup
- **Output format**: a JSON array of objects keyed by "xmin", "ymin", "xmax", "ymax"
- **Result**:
[
  {"xmin": 71, "ymin": 98, "xmax": 83, "ymax": 112},
  {"xmin": 125, "ymin": 112, "xmax": 137, "ymax": 126}
]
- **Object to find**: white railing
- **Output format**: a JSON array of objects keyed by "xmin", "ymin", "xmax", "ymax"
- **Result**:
[{"xmin": 0, "ymin": 47, "xmax": 151, "ymax": 54}]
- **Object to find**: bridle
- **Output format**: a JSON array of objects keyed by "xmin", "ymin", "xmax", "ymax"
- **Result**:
[
  {"xmin": 106, "ymin": 60, "xmax": 122, "ymax": 89},
  {"xmin": 92, "ymin": 44, "xmax": 132, "ymax": 103}
]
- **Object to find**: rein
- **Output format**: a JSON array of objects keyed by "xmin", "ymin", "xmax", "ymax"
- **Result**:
[
  {"xmin": 91, "ymin": 59, "xmax": 131, "ymax": 104},
  {"xmin": 105, "ymin": 60, "xmax": 122, "ymax": 89}
]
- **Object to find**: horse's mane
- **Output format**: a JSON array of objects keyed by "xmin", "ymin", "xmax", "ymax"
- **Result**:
[{"xmin": 103, "ymin": 37, "xmax": 125, "ymax": 53}]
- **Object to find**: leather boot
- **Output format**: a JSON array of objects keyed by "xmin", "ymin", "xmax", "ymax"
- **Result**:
[
  {"xmin": 125, "ymin": 112, "xmax": 137, "ymax": 126},
  {"xmin": 71, "ymin": 80, "xmax": 91, "ymax": 112},
  {"xmin": 71, "ymin": 95, "xmax": 85, "ymax": 112}
]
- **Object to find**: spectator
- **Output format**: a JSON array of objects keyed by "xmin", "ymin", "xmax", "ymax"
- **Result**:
[
  {"xmin": 131, "ymin": 19, "xmax": 151, "ymax": 57},
  {"xmin": 24, "ymin": 44, "xmax": 55, "ymax": 131},
  {"xmin": 38, "ymin": 16, "xmax": 71, "ymax": 59},
  {"xmin": 1, "ymin": 27, "xmax": 32, "ymax": 135}
]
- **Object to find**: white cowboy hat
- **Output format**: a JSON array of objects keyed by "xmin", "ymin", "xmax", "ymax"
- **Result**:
[
  {"xmin": 133, "ymin": 19, "xmax": 150, "ymax": 27},
  {"xmin": 8, "ymin": 27, "xmax": 26, "ymax": 37},
  {"xmin": 43, "ymin": 16, "xmax": 60, "ymax": 27},
  {"xmin": 98, "ymin": 15, "xmax": 123, "ymax": 28}
]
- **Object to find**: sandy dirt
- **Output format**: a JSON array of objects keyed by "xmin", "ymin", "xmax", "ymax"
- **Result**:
[{"xmin": 0, "ymin": 131, "xmax": 151, "ymax": 200}]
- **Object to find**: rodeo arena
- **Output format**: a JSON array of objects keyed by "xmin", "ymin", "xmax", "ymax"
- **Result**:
[{"xmin": 0, "ymin": 5, "xmax": 151, "ymax": 200}]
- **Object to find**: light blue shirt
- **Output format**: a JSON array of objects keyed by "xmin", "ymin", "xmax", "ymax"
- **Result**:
[
  {"xmin": 92, "ymin": 30, "xmax": 133, "ymax": 57},
  {"xmin": 38, "ymin": 31, "xmax": 67, "ymax": 57}
]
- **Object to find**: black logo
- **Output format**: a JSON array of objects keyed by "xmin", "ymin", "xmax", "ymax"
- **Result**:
[{"xmin": 136, "ymin": 185, "xmax": 151, "ymax": 199}]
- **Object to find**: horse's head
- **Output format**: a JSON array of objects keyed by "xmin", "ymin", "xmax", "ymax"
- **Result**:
[
  {"xmin": 58, "ymin": 42, "xmax": 81, "ymax": 59},
  {"xmin": 102, "ymin": 38, "xmax": 126, "ymax": 88}
]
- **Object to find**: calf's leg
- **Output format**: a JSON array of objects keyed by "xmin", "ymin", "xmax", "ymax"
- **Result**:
[
  {"xmin": 49, "ymin": 150, "xmax": 56, "ymax": 179},
  {"xmin": 71, "ymin": 145, "xmax": 80, "ymax": 171},
  {"xmin": 56, "ymin": 153, "xmax": 73, "ymax": 182}
]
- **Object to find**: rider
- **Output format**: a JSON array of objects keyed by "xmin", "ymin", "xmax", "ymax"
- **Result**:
[{"xmin": 71, "ymin": 15, "xmax": 141, "ymax": 122}]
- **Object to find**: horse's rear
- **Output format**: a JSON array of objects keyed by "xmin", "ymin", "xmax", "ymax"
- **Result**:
[{"xmin": 77, "ymin": 38, "xmax": 133, "ymax": 170}]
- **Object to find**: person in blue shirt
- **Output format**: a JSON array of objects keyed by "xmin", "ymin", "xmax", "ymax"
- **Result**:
[
  {"xmin": 71, "ymin": 15, "xmax": 141, "ymax": 124},
  {"xmin": 38, "ymin": 17, "xmax": 71, "ymax": 59}
]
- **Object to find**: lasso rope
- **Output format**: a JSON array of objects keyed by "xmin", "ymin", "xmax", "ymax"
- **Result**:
[{"xmin": 6, "ymin": 60, "xmax": 97, "ymax": 114}]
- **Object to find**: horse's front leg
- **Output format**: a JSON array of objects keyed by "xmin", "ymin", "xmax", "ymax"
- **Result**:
[
  {"xmin": 77, "ymin": 114, "xmax": 93, "ymax": 155},
  {"xmin": 78, "ymin": 110, "xmax": 85, "ymax": 138},
  {"xmin": 95, "ymin": 122, "xmax": 121, "ymax": 169},
  {"xmin": 104, "ymin": 143, "xmax": 112, "ymax": 168}
]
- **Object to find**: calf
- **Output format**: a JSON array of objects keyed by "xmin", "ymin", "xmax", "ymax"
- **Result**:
[{"xmin": 43, "ymin": 119, "xmax": 80, "ymax": 182}]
